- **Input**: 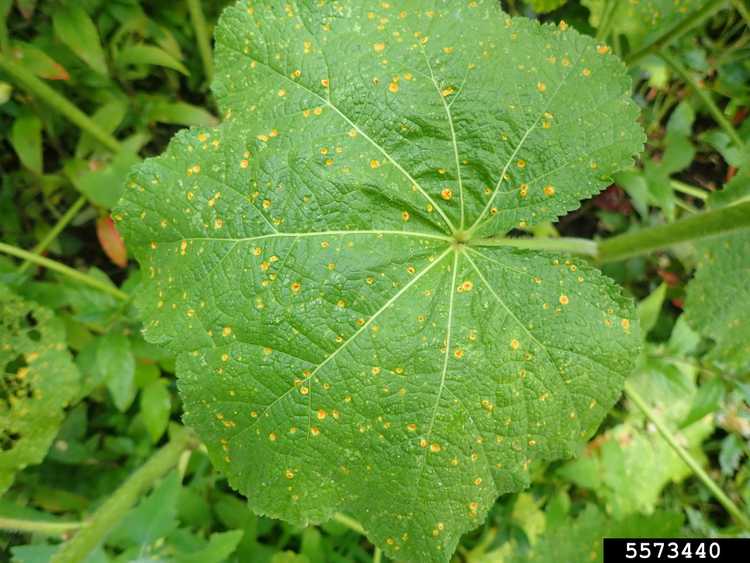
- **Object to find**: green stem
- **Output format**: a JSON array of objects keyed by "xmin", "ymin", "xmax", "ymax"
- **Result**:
[
  {"xmin": 732, "ymin": 0, "xmax": 750, "ymax": 28},
  {"xmin": 470, "ymin": 236, "xmax": 598, "ymax": 257},
  {"xmin": 0, "ymin": 517, "xmax": 85, "ymax": 536},
  {"xmin": 597, "ymin": 201, "xmax": 750, "ymax": 263},
  {"xmin": 0, "ymin": 54, "xmax": 121, "ymax": 153},
  {"xmin": 186, "ymin": 0, "xmax": 213, "ymax": 83},
  {"xmin": 17, "ymin": 195, "xmax": 87, "ymax": 274},
  {"xmin": 333, "ymin": 512, "xmax": 366, "ymax": 535},
  {"xmin": 373, "ymin": 547, "xmax": 383, "ymax": 563},
  {"xmin": 674, "ymin": 198, "xmax": 698, "ymax": 214},
  {"xmin": 660, "ymin": 49, "xmax": 745, "ymax": 149},
  {"xmin": 51, "ymin": 428, "xmax": 199, "ymax": 563},
  {"xmin": 0, "ymin": 241, "xmax": 129, "ymax": 301},
  {"xmin": 626, "ymin": 0, "xmax": 726, "ymax": 66},
  {"xmin": 596, "ymin": 0, "xmax": 617, "ymax": 43},
  {"xmin": 671, "ymin": 179, "xmax": 709, "ymax": 201},
  {"xmin": 624, "ymin": 382, "xmax": 750, "ymax": 530}
]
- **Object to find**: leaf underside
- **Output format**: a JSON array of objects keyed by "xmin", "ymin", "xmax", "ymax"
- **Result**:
[
  {"xmin": 0, "ymin": 285, "xmax": 79, "ymax": 494},
  {"xmin": 115, "ymin": 1, "xmax": 643, "ymax": 560}
]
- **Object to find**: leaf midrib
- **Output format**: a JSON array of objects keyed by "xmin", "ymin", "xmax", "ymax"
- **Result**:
[
  {"xmin": 223, "ymin": 41, "xmax": 457, "ymax": 235},
  {"xmin": 233, "ymin": 244, "xmax": 456, "ymax": 440}
]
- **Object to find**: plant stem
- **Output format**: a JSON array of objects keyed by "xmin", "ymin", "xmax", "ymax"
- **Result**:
[
  {"xmin": 186, "ymin": 0, "xmax": 213, "ymax": 83},
  {"xmin": 732, "ymin": 0, "xmax": 750, "ymax": 29},
  {"xmin": 670, "ymin": 179, "xmax": 709, "ymax": 201},
  {"xmin": 0, "ymin": 241, "xmax": 129, "ymax": 301},
  {"xmin": 373, "ymin": 547, "xmax": 383, "ymax": 563},
  {"xmin": 597, "ymin": 201, "xmax": 750, "ymax": 263},
  {"xmin": 17, "ymin": 195, "xmax": 87, "ymax": 274},
  {"xmin": 0, "ymin": 54, "xmax": 121, "ymax": 153},
  {"xmin": 626, "ymin": 0, "xmax": 726, "ymax": 66},
  {"xmin": 333, "ymin": 512, "xmax": 366, "ymax": 535},
  {"xmin": 470, "ymin": 236, "xmax": 598, "ymax": 257},
  {"xmin": 596, "ymin": 0, "xmax": 617, "ymax": 43},
  {"xmin": 0, "ymin": 517, "xmax": 85, "ymax": 536},
  {"xmin": 660, "ymin": 49, "xmax": 746, "ymax": 149},
  {"xmin": 624, "ymin": 382, "xmax": 750, "ymax": 530},
  {"xmin": 51, "ymin": 428, "xmax": 199, "ymax": 563}
]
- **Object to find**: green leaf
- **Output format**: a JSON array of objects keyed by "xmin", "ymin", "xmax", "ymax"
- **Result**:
[
  {"xmin": 525, "ymin": 0, "xmax": 567, "ymax": 15},
  {"xmin": 9, "ymin": 41, "xmax": 69, "ymax": 80},
  {"xmin": 66, "ymin": 148, "xmax": 142, "ymax": 209},
  {"xmin": 685, "ymin": 165, "xmax": 750, "ymax": 371},
  {"xmin": 718, "ymin": 434, "xmax": 744, "ymax": 476},
  {"xmin": 143, "ymin": 99, "xmax": 219, "ymax": 127},
  {"xmin": 115, "ymin": 2, "xmax": 643, "ymax": 561},
  {"xmin": 583, "ymin": 0, "xmax": 711, "ymax": 53},
  {"xmin": 96, "ymin": 331, "xmax": 136, "ymax": 412},
  {"xmin": 0, "ymin": 81, "xmax": 11, "ymax": 104},
  {"xmin": 10, "ymin": 113, "xmax": 43, "ymax": 174},
  {"xmin": 117, "ymin": 44, "xmax": 189, "ymax": 76},
  {"xmin": 75, "ymin": 99, "xmax": 128, "ymax": 158},
  {"xmin": 0, "ymin": 285, "xmax": 79, "ymax": 493},
  {"xmin": 52, "ymin": 5, "xmax": 108, "ymax": 75},
  {"xmin": 504, "ymin": 504, "xmax": 683, "ymax": 563},
  {"xmin": 140, "ymin": 378, "xmax": 171, "ymax": 443},
  {"xmin": 637, "ymin": 282, "xmax": 667, "ymax": 337},
  {"xmin": 174, "ymin": 530, "xmax": 245, "ymax": 563},
  {"xmin": 109, "ymin": 470, "xmax": 181, "ymax": 548}
]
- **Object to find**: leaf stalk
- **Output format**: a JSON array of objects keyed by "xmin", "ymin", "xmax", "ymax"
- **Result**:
[
  {"xmin": 0, "ymin": 518, "xmax": 85, "ymax": 536},
  {"xmin": 0, "ymin": 54, "xmax": 121, "ymax": 153},
  {"xmin": 51, "ymin": 427, "xmax": 199, "ymax": 563},
  {"xmin": 0, "ymin": 241, "xmax": 129, "ymax": 301},
  {"xmin": 186, "ymin": 0, "xmax": 213, "ymax": 83},
  {"xmin": 597, "ymin": 201, "xmax": 750, "ymax": 263},
  {"xmin": 17, "ymin": 195, "xmax": 88, "ymax": 274}
]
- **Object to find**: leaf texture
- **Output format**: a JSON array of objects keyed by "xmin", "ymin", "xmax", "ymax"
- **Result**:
[
  {"xmin": 685, "ymin": 168, "xmax": 750, "ymax": 371},
  {"xmin": 115, "ymin": 1, "xmax": 643, "ymax": 560},
  {"xmin": 0, "ymin": 285, "xmax": 79, "ymax": 493}
]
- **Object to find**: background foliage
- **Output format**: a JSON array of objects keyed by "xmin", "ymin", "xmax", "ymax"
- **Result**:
[{"xmin": 0, "ymin": 0, "xmax": 749, "ymax": 562}]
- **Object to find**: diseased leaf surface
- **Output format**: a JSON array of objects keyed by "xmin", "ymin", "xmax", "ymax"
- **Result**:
[
  {"xmin": 685, "ymin": 168, "xmax": 750, "ymax": 371},
  {"xmin": 115, "ymin": 1, "xmax": 642, "ymax": 560},
  {"xmin": 0, "ymin": 285, "xmax": 79, "ymax": 493}
]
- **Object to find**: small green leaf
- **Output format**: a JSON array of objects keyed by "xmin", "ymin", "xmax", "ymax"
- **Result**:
[
  {"xmin": 0, "ymin": 81, "xmax": 11, "ymax": 104},
  {"xmin": 96, "ymin": 332, "xmax": 136, "ymax": 412},
  {"xmin": 109, "ymin": 471, "xmax": 181, "ymax": 548},
  {"xmin": 637, "ymin": 282, "xmax": 667, "ymax": 337},
  {"xmin": 525, "ymin": 0, "xmax": 567, "ymax": 14},
  {"xmin": 75, "ymin": 99, "xmax": 128, "ymax": 158},
  {"xmin": 719, "ymin": 434, "xmax": 744, "ymax": 476},
  {"xmin": 10, "ymin": 113, "xmax": 43, "ymax": 174},
  {"xmin": 682, "ymin": 377, "xmax": 724, "ymax": 428},
  {"xmin": 66, "ymin": 149, "xmax": 142, "ymax": 209},
  {"xmin": 144, "ymin": 99, "xmax": 219, "ymax": 127},
  {"xmin": 140, "ymin": 378, "xmax": 171, "ymax": 443},
  {"xmin": 175, "ymin": 530, "xmax": 245, "ymax": 563},
  {"xmin": 52, "ymin": 5, "xmax": 108, "ymax": 75},
  {"xmin": 0, "ymin": 285, "xmax": 79, "ymax": 493},
  {"xmin": 9, "ymin": 41, "xmax": 69, "ymax": 80},
  {"xmin": 115, "ymin": 2, "xmax": 643, "ymax": 560},
  {"xmin": 117, "ymin": 44, "xmax": 189, "ymax": 76}
]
